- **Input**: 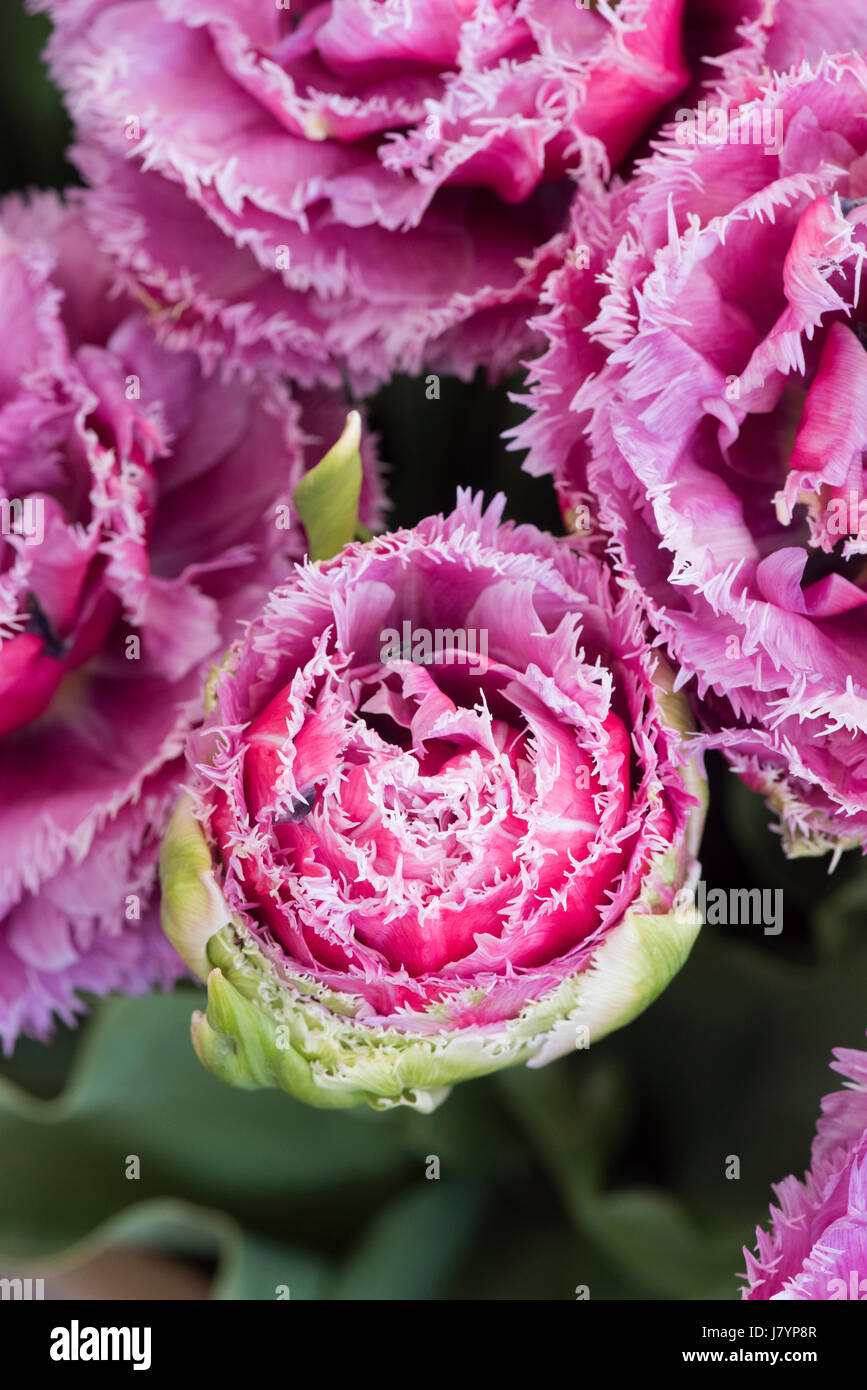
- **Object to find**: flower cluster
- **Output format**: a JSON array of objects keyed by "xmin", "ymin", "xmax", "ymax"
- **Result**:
[{"xmin": 3, "ymin": 0, "xmax": 863, "ymax": 1240}]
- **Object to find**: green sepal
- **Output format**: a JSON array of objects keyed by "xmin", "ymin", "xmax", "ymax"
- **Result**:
[{"xmin": 293, "ymin": 411, "xmax": 363, "ymax": 562}]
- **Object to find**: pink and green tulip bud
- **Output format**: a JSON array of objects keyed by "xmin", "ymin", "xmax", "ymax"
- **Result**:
[{"xmin": 161, "ymin": 481, "xmax": 706, "ymax": 1111}]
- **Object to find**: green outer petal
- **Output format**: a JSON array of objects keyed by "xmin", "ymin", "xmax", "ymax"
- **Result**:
[
  {"xmin": 159, "ymin": 795, "xmax": 232, "ymax": 981},
  {"xmin": 162, "ymin": 691, "xmax": 708, "ymax": 1113},
  {"xmin": 191, "ymin": 972, "xmax": 360, "ymax": 1110}
]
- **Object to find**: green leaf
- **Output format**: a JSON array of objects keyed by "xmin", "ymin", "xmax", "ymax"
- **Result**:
[
  {"xmin": 496, "ymin": 1057, "xmax": 632, "ymax": 1201},
  {"xmin": 578, "ymin": 1191, "xmax": 735, "ymax": 1300},
  {"xmin": 0, "ymin": 1197, "xmax": 329, "ymax": 1301},
  {"xmin": 213, "ymin": 1226, "xmax": 328, "ymax": 1301},
  {"xmin": 293, "ymin": 410, "xmax": 363, "ymax": 561},
  {"xmin": 813, "ymin": 862, "xmax": 867, "ymax": 962},
  {"xmin": 328, "ymin": 1180, "xmax": 487, "ymax": 1300},
  {"xmin": 497, "ymin": 1056, "xmax": 736, "ymax": 1299},
  {"xmin": 0, "ymin": 990, "xmax": 412, "ymax": 1263}
]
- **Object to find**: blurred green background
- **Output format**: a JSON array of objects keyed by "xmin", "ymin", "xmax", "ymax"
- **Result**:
[{"xmin": 2, "ymin": 1, "xmax": 866, "ymax": 1301}]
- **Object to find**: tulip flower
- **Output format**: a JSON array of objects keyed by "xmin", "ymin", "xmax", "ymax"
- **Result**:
[{"xmin": 161, "ymin": 486, "xmax": 706, "ymax": 1110}]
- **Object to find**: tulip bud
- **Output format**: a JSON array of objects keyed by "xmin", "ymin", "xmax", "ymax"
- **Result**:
[{"xmin": 161, "ymin": 492, "xmax": 707, "ymax": 1110}]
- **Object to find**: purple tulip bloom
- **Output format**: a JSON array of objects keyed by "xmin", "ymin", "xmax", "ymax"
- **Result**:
[
  {"xmin": 743, "ymin": 1039, "xmax": 867, "ymax": 1299},
  {"xmin": 0, "ymin": 191, "xmax": 382, "ymax": 1050},
  {"xmin": 519, "ymin": 50, "xmax": 867, "ymax": 856},
  {"xmin": 29, "ymin": 0, "xmax": 757, "ymax": 390}
]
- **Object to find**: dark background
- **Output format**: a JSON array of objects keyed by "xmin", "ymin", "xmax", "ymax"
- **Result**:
[{"xmin": 1, "ymin": 2, "xmax": 866, "ymax": 1300}]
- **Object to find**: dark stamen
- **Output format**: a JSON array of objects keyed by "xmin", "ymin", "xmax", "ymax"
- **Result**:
[
  {"xmin": 850, "ymin": 321, "xmax": 867, "ymax": 350},
  {"xmin": 274, "ymin": 787, "xmax": 318, "ymax": 825},
  {"xmin": 25, "ymin": 594, "xmax": 65, "ymax": 660}
]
